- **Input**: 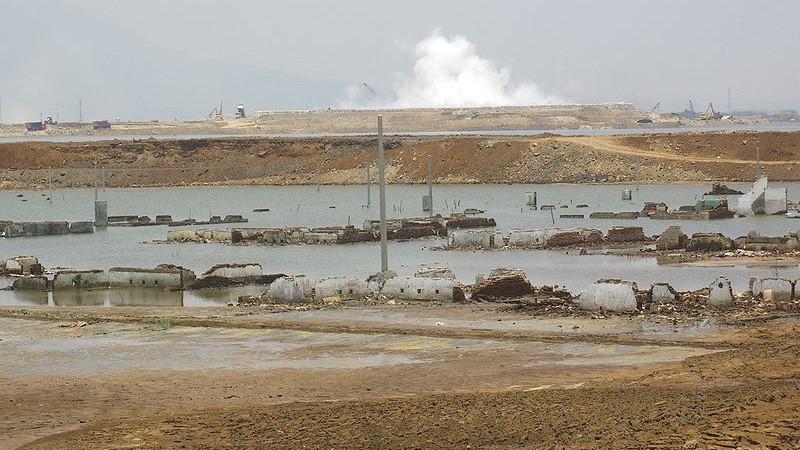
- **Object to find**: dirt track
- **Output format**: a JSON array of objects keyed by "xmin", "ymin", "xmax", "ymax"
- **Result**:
[
  {"xmin": 2, "ymin": 305, "xmax": 800, "ymax": 450},
  {"xmin": 1, "ymin": 131, "xmax": 798, "ymax": 189}
]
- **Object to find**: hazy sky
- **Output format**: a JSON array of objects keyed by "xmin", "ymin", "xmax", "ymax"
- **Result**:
[{"xmin": 2, "ymin": 0, "xmax": 798, "ymax": 121}]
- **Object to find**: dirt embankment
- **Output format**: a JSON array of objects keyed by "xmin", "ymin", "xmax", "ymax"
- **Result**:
[
  {"xmin": 1, "ymin": 131, "xmax": 798, "ymax": 189},
  {"xmin": 0, "ymin": 103, "xmax": 652, "ymax": 136}
]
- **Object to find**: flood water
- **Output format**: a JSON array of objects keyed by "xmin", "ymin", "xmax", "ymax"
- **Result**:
[
  {"xmin": 2, "ymin": 182, "xmax": 800, "ymax": 306},
  {"xmin": 0, "ymin": 318, "xmax": 713, "ymax": 377}
]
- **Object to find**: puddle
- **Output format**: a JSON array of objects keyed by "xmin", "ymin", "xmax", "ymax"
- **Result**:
[{"xmin": 0, "ymin": 318, "xmax": 716, "ymax": 378}]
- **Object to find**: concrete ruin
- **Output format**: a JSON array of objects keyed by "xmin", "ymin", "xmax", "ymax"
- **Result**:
[
  {"xmin": 382, "ymin": 276, "xmax": 456, "ymax": 302},
  {"xmin": 736, "ymin": 176, "xmax": 787, "ymax": 216},
  {"xmin": 506, "ymin": 229, "xmax": 557, "ymax": 247},
  {"xmin": 3, "ymin": 256, "xmax": 40, "ymax": 275},
  {"xmin": 749, "ymin": 277, "xmax": 794, "ymax": 302},
  {"xmin": 656, "ymin": 226, "xmax": 688, "ymax": 250},
  {"xmin": 472, "ymin": 268, "xmax": 534, "ymax": 301},
  {"xmin": 448, "ymin": 229, "xmax": 504, "ymax": 249},
  {"xmin": 2, "ymin": 221, "xmax": 94, "ymax": 238},
  {"xmin": 605, "ymin": 226, "xmax": 646, "ymax": 244},
  {"xmin": 589, "ymin": 212, "xmax": 640, "ymax": 219},
  {"xmin": 735, "ymin": 233, "xmax": 800, "ymax": 252},
  {"xmin": 202, "ymin": 263, "xmax": 263, "ymax": 279},
  {"xmin": 650, "ymin": 283, "xmax": 679, "ymax": 303},
  {"xmin": 707, "ymin": 276, "xmax": 734, "ymax": 308},
  {"xmin": 547, "ymin": 228, "xmax": 603, "ymax": 247},
  {"xmin": 108, "ymin": 266, "xmax": 195, "ymax": 290},
  {"xmin": 11, "ymin": 276, "xmax": 49, "ymax": 291},
  {"xmin": 415, "ymin": 267, "xmax": 456, "ymax": 280},
  {"xmin": 267, "ymin": 276, "xmax": 312, "ymax": 303},
  {"xmin": 578, "ymin": 279, "xmax": 639, "ymax": 312},
  {"xmin": 52, "ymin": 270, "xmax": 108, "ymax": 290},
  {"xmin": 313, "ymin": 277, "xmax": 372, "ymax": 302},
  {"xmin": 686, "ymin": 233, "xmax": 735, "ymax": 252}
]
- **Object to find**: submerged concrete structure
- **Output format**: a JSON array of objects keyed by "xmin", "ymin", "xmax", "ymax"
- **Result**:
[
  {"xmin": 578, "ymin": 280, "xmax": 638, "ymax": 312},
  {"xmin": 108, "ymin": 266, "xmax": 195, "ymax": 290},
  {"xmin": 267, "ymin": 276, "xmax": 312, "ymax": 303},
  {"xmin": 313, "ymin": 277, "xmax": 371, "ymax": 301},
  {"xmin": 750, "ymin": 277, "xmax": 794, "ymax": 302},
  {"xmin": 707, "ymin": 276, "xmax": 734, "ymax": 308},
  {"xmin": 382, "ymin": 276, "xmax": 456, "ymax": 302}
]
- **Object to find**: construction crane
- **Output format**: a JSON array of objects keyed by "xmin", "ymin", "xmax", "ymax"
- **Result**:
[
  {"xmin": 700, "ymin": 102, "xmax": 723, "ymax": 120},
  {"xmin": 361, "ymin": 82, "xmax": 378, "ymax": 98},
  {"xmin": 208, "ymin": 100, "xmax": 224, "ymax": 120}
]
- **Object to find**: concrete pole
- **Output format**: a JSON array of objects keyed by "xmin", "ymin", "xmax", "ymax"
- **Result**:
[
  {"xmin": 635, "ymin": 156, "xmax": 640, "ymax": 191},
  {"xmin": 378, "ymin": 115, "xmax": 388, "ymax": 273},
  {"xmin": 366, "ymin": 164, "xmax": 371, "ymax": 207},
  {"xmin": 427, "ymin": 155, "xmax": 433, "ymax": 216},
  {"xmin": 93, "ymin": 161, "xmax": 98, "ymax": 202},
  {"xmin": 48, "ymin": 167, "xmax": 53, "ymax": 204},
  {"xmin": 316, "ymin": 162, "xmax": 321, "ymax": 192},
  {"xmin": 101, "ymin": 165, "xmax": 106, "ymax": 192},
  {"xmin": 756, "ymin": 147, "xmax": 762, "ymax": 178}
]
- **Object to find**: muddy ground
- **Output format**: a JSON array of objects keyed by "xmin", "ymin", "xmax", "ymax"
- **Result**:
[
  {"xmin": 1, "ymin": 304, "xmax": 799, "ymax": 450},
  {"xmin": 1, "ymin": 131, "xmax": 798, "ymax": 189}
]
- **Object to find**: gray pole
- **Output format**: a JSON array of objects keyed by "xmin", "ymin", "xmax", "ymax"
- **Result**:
[
  {"xmin": 427, "ymin": 154, "xmax": 433, "ymax": 216},
  {"xmin": 79, "ymin": 98, "xmax": 83, "ymax": 124},
  {"xmin": 316, "ymin": 162, "xmax": 320, "ymax": 192},
  {"xmin": 48, "ymin": 167, "xmax": 53, "ymax": 204},
  {"xmin": 366, "ymin": 164, "xmax": 371, "ymax": 207},
  {"xmin": 378, "ymin": 115, "xmax": 388, "ymax": 273},
  {"xmin": 93, "ymin": 161, "xmax": 98, "ymax": 201},
  {"xmin": 756, "ymin": 147, "xmax": 762, "ymax": 178},
  {"xmin": 635, "ymin": 156, "xmax": 640, "ymax": 191},
  {"xmin": 101, "ymin": 165, "xmax": 106, "ymax": 192}
]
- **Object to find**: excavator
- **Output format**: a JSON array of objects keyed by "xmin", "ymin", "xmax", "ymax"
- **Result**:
[{"xmin": 700, "ymin": 102, "xmax": 723, "ymax": 120}]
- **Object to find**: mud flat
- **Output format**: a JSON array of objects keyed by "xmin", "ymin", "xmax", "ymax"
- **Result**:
[{"xmin": 2, "ymin": 302, "xmax": 800, "ymax": 449}]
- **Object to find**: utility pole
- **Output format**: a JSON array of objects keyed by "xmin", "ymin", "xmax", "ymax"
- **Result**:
[
  {"xmin": 635, "ymin": 156, "xmax": 640, "ymax": 191},
  {"xmin": 427, "ymin": 155, "xmax": 433, "ymax": 216},
  {"xmin": 316, "ymin": 162, "xmax": 320, "ymax": 192},
  {"xmin": 93, "ymin": 161, "xmax": 99, "ymax": 201},
  {"xmin": 0, "ymin": 95, "xmax": 3, "ymax": 124},
  {"xmin": 79, "ymin": 98, "xmax": 83, "ymax": 123},
  {"xmin": 48, "ymin": 167, "xmax": 53, "ymax": 204},
  {"xmin": 727, "ymin": 88, "xmax": 732, "ymax": 116},
  {"xmin": 378, "ymin": 115, "xmax": 388, "ymax": 273},
  {"xmin": 366, "ymin": 164, "xmax": 371, "ymax": 207}
]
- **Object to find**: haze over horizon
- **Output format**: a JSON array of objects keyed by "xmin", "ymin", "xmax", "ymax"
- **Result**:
[{"xmin": 1, "ymin": 0, "xmax": 798, "ymax": 122}]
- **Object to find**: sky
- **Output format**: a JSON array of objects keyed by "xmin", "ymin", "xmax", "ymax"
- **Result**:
[{"xmin": 1, "ymin": 0, "xmax": 798, "ymax": 122}]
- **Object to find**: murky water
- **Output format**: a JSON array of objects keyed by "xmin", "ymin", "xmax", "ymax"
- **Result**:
[
  {"xmin": 2, "ymin": 182, "xmax": 799, "ymax": 306},
  {"xmin": 0, "ymin": 318, "xmax": 713, "ymax": 377}
]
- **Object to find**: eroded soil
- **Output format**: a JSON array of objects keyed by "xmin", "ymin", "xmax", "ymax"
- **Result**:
[{"xmin": 1, "ymin": 304, "xmax": 799, "ymax": 449}]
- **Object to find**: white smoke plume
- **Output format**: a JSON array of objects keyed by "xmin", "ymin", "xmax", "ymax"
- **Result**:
[{"xmin": 341, "ymin": 31, "xmax": 562, "ymax": 108}]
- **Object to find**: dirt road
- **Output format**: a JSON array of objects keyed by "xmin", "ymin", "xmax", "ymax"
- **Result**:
[
  {"xmin": 2, "ymin": 305, "xmax": 799, "ymax": 449},
  {"xmin": 1, "ymin": 131, "xmax": 798, "ymax": 189}
]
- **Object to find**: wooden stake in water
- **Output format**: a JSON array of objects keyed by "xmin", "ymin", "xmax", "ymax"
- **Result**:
[
  {"xmin": 48, "ymin": 167, "xmax": 53, "ymax": 204},
  {"xmin": 316, "ymin": 163, "xmax": 320, "ymax": 192}
]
